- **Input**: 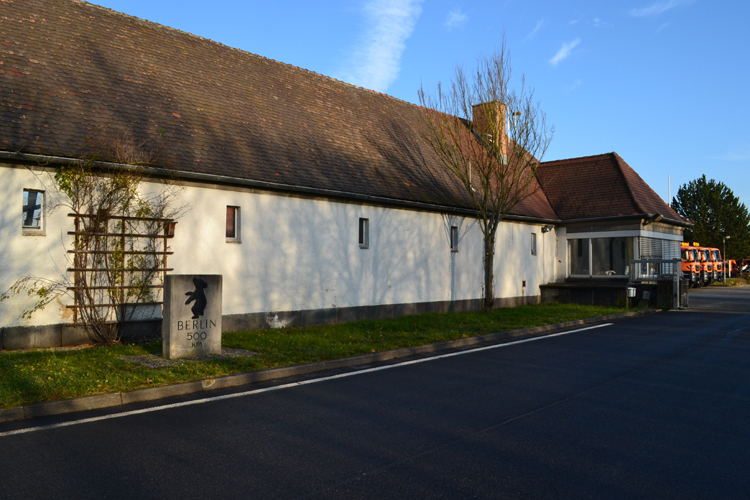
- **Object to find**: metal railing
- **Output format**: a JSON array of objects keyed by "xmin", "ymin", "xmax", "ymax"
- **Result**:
[
  {"xmin": 628, "ymin": 258, "xmax": 680, "ymax": 282},
  {"xmin": 628, "ymin": 258, "xmax": 682, "ymax": 309}
]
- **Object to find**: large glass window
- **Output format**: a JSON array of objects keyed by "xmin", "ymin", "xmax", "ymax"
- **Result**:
[
  {"xmin": 592, "ymin": 237, "xmax": 633, "ymax": 275},
  {"xmin": 569, "ymin": 239, "xmax": 589, "ymax": 275},
  {"xmin": 569, "ymin": 237, "xmax": 634, "ymax": 276}
]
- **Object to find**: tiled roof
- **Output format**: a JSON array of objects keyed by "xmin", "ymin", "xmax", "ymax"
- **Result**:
[
  {"xmin": 0, "ymin": 0, "xmax": 558, "ymax": 220},
  {"xmin": 536, "ymin": 152, "xmax": 688, "ymax": 224}
]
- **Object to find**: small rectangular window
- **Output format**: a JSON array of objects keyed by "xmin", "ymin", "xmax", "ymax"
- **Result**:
[
  {"xmin": 22, "ymin": 189, "xmax": 44, "ymax": 235},
  {"xmin": 531, "ymin": 232, "xmax": 537, "ymax": 256},
  {"xmin": 226, "ymin": 206, "xmax": 240, "ymax": 242},
  {"xmin": 359, "ymin": 218, "xmax": 369, "ymax": 249},
  {"xmin": 450, "ymin": 226, "xmax": 459, "ymax": 252}
]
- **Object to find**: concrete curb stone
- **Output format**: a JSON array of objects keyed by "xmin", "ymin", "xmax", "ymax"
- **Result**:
[
  {"xmin": 121, "ymin": 381, "xmax": 206, "ymax": 405},
  {"xmin": 22, "ymin": 393, "xmax": 123, "ymax": 419},
  {"xmin": 1, "ymin": 309, "xmax": 653, "ymax": 423},
  {"xmin": 0, "ymin": 406, "xmax": 25, "ymax": 424}
]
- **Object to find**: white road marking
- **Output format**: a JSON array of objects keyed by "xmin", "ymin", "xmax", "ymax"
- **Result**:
[
  {"xmin": 725, "ymin": 326, "xmax": 749, "ymax": 335},
  {"xmin": 0, "ymin": 323, "xmax": 613, "ymax": 438}
]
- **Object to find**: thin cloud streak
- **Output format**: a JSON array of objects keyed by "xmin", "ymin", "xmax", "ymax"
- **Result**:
[
  {"xmin": 630, "ymin": 0, "xmax": 696, "ymax": 17},
  {"xmin": 549, "ymin": 39, "xmax": 581, "ymax": 66},
  {"xmin": 445, "ymin": 9, "xmax": 467, "ymax": 30},
  {"xmin": 566, "ymin": 79, "xmax": 583, "ymax": 91},
  {"xmin": 713, "ymin": 152, "xmax": 750, "ymax": 162},
  {"xmin": 656, "ymin": 22, "xmax": 671, "ymax": 32},
  {"xmin": 337, "ymin": 0, "xmax": 423, "ymax": 92},
  {"xmin": 523, "ymin": 19, "xmax": 544, "ymax": 42}
]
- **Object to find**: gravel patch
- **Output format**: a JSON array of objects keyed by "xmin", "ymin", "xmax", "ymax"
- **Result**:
[{"xmin": 120, "ymin": 348, "xmax": 258, "ymax": 368}]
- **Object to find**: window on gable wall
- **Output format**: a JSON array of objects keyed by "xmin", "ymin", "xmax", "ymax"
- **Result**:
[
  {"xmin": 450, "ymin": 226, "xmax": 459, "ymax": 252},
  {"xmin": 22, "ymin": 189, "xmax": 44, "ymax": 235},
  {"xmin": 359, "ymin": 218, "xmax": 369, "ymax": 249},
  {"xmin": 531, "ymin": 232, "xmax": 537, "ymax": 256},
  {"xmin": 226, "ymin": 206, "xmax": 240, "ymax": 242}
]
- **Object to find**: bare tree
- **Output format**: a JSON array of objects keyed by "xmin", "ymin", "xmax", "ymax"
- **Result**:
[{"xmin": 418, "ymin": 41, "xmax": 553, "ymax": 312}]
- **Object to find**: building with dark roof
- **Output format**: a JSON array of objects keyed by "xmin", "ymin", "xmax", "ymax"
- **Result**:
[{"xmin": 0, "ymin": 0, "xmax": 687, "ymax": 349}]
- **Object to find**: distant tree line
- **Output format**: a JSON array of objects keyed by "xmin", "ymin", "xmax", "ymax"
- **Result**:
[{"xmin": 672, "ymin": 175, "xmax": 750, "ymax": 260}]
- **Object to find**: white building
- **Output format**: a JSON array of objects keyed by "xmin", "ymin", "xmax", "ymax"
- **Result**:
[{"xmin": 0, "ymin": 0, "xmax": 688, "ymax": 349}]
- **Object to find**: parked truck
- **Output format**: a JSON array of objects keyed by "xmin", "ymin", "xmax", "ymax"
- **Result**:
[
  {"xmin": 680, "ymin": 243, "xmax": 702, "ymax": 287},
  {"xmin": 681, "ymin": 242, "xmax": 721, "ymax": 286},
  {"xmin": 708, "ymin": 247, "xmax": 723, "ymax": 282},
  {"xmin": 727, "ymin": 260, "xmax": 739, "ymax": 277},
  {"xmin": 697, "ymin": 246, "xmax": 718, "ymax": 285}
]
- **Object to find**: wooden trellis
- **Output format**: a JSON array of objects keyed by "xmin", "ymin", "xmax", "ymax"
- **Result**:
[{"xmin": 66, "ymin": 212, "xmax": 176, "ymax": 332}]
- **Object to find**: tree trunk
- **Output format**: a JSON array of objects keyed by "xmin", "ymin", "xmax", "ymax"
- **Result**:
[{"xmin": 484, "ymin": 235, "xmax": 495, "ymax": 313}]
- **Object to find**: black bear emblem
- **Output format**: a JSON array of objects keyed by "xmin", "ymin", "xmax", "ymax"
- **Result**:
[{"xmin": 185, "ymin": 278, "xmax": 208, "ymax": 319}]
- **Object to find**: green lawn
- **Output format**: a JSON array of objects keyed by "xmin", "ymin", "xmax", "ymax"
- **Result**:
[
  {"xmin": 1, "ymin": 303, "xmax": 626, "ymax": 409},
  {"xmin": 709, "ymin": 277, "xmax": 749, "ymax": 287}
]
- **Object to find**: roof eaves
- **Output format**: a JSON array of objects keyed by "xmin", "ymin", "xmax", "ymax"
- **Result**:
[
  {"xmin": 561, "ymin": 213, "xmax": 692, "ymax": 228},
  {"xmin": 5, "ymin": 150, "xmax": 563, "ymax": 223}
]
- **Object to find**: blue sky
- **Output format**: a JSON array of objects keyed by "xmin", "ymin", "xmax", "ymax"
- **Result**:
[{"xmin": 89, "ymin": 0, "xmax": 750, "ymax": 208}]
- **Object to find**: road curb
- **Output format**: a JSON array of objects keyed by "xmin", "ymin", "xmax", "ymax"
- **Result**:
[{"xmin": 0, "ymin": 309, "xmax": 653, "ymax": 424}]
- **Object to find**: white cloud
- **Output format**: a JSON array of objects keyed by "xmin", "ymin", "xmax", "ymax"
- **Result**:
[
  {"xmin": 549, "ymin": 38, "xmax": 581, "ymax": 66},
  {"xmin": 630, "ymin": 0, "xmax": 696, "ymax": 17},
  {"xmin": 523, "ymin": 19, "xmax": 544, "ymax": 42},
  {"xmin": 714, "ymin": 151, "xmax": 750, "ymax": 162},
  {"xmin": 566, "ymin": 79, "xmax": 583, "ymax": 91},
  {"xmin": 592, "ymin": 17, "xmax": 613, "ymax": 28},
  {"xmin": 445, "ymin": 9, "xmax": 467, "ymax": 30},
  {"xmin": 337, "ymin": 0, "xmax": 424, "ymax": 92}
]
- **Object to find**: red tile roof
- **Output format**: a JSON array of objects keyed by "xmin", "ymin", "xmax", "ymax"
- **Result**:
[
  {"xmin": 537, "ymin": 152, "xmax": 688, "ymax": 224},
  {"xmin": 1, "ymin": 0, "xmax": 560, "ymax": 220},
  {"xmin": 0, "ymin": 0, "xmax": 682, "ymax": 227}
]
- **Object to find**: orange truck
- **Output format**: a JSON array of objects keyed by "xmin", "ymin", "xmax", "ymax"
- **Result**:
[
  {"xmin": 727, "ymin": 260, "xmax": 739, "ymax": 277},
  {"xmin": 695, "ymin": 246, "xmax": 720, "ymax": 285},
  {"xmin": 681, "ymin": 242, "xmax": 724, "ymax": 286},
  {"xmin": 681, "ymin": 243, "xmax": 702, "ymax": 287},
  {"xmin": 707, "ymin": 247, "xmax": 723, "ymax": 282}
]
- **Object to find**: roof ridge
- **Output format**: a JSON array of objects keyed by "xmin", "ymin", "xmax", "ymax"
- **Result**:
[
  {"xmin": 539, "ymin": 151, "xmax": 614, "ymax": 165},
  {"xmin": 70, "ymin": 0, "xmax": 419, "ymax": 108}
]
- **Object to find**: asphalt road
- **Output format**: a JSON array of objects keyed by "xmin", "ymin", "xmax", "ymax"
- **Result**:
[{"xmin": 1, "ymin": 287, "xmax": 749, "ymax": 499}]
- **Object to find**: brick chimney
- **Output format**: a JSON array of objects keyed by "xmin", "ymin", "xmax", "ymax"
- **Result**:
[{"xmin": 472, "ymin": 101, "xmax": 508, "ymax": 158}]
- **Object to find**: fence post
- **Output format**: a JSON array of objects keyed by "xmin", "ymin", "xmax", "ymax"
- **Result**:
[{"xmin": 673, "ymin": 258, "xmax": 680, "ymax": 309}]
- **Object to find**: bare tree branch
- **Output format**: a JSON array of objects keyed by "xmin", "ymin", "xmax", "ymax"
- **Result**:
[{"xmin": 418, "ymin": 39, "xmax": 554, "ymax": 312}]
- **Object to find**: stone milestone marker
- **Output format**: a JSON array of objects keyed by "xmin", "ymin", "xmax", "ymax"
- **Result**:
[{"xmin": 163, "ymin": 274, "xmax": 222, "ymax": 359}]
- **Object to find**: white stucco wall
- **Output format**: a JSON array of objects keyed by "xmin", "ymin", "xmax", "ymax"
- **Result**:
[
  {"xmin": 0, "ymin": 165, "xmax": 74, "ymax": 327},
  {"xmin": 0, "ymin": 164, "xmax": 557, "ymax": 328}
]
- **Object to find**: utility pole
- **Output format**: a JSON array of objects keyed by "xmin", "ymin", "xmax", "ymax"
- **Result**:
[{"xmin": 724, "ymin": 235, "xmax": 731, "ymax": 282}]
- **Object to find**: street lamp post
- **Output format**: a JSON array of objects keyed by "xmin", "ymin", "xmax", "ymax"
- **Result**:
[{"xmin": 724, "ymin": 235, "xmax": 731, "ymax": 282}]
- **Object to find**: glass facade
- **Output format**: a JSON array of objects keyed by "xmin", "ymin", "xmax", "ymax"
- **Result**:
[
  {"xmin": 569, "ymin": 238, "xmax": 590, "ymax": 275},
  {"xmin": 591, "ymin": 237, "xmax": 633, "ymax": 275},
  {"xmin": 569, "ymin": 237, "xmax": 635, "ymax": 276}
]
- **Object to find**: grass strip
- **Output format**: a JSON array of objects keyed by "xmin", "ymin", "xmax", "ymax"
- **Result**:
[{"xmin": 1, "ymin": 303, "xmax": 626, "ymax": 409}]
